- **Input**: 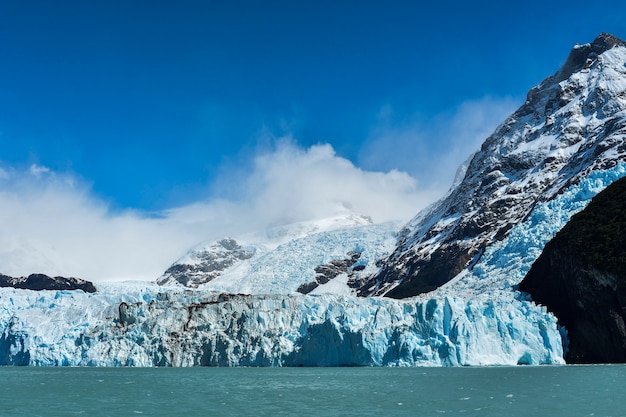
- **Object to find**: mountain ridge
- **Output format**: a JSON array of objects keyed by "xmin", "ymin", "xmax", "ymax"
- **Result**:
[
  {"xmin": 0, "ymin": 273, "xmax": 96, "ymax": 292},
  {"xmin": 359, "ymin": 33, "xmax": 626, "ymax": 298}
]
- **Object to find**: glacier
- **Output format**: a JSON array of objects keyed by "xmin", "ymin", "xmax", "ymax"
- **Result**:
[
  {"xmin": 438, "ymin": 162, "xmax": 626, "ymax": 299},
  {"xmin": 0, "ymin": 285, "xmax": 562, "ymax": 367},
  {"xmin": 188, "ymin": 221, "xmax": 400, "ymax": 296},
  {"xmin": 2, "ymin": 164, "xmax": 625, "ymax": 366},
  {"xmin": 157, "ymin": 212, "xmax": 400, "ymax": 296},
  {"xmin": 0, "ymin": 165, "xmax": 621, "ymax": 366}
]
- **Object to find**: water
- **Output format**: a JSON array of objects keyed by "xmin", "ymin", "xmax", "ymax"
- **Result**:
[{"xmin": 0, "ymin": 365, "xmax": 624, "ymax": 416}]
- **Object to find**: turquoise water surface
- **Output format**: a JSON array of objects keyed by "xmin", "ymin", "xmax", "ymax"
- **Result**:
[{"xmin": 1, "ymin": 365, "xmax": 624, "ymax": 416}]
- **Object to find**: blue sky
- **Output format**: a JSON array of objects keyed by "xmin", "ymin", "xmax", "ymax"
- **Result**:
[{"xmin": 0, "ymin": 0, "xmax": 624, "ymax": 280}]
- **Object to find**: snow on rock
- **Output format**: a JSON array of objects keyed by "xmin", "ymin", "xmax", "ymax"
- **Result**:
[
  {"xmin": 365, "ymin": 34, "xmax": 626, "ymax": 298},
  {"xmin": 156, "ymin": 238, "xmax": 256, "ymax": 288}
]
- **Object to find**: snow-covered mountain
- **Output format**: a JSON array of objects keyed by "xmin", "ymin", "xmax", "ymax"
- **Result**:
[
  {"xmin": 2, "ymin": 34, "xmax": 626, "ymax": 367},
  {"xmin": 157, "ymin": 212, "xmax": 400, "ymax": 296},
  {"xmin": 360, "ymin": 33, "xmax": 626, "ymax": 298}
]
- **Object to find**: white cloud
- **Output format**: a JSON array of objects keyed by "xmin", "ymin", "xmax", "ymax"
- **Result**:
[
  {"xmin": 0, "ymin": 140, "xmax": 438, "ymax": 282},
  {"xmin": 29, "ymin": 164, "xmax": 51, "ymax": 178},
  {"xmin": 359, "ymin": 96, "xmax": 520, "ymax": 192},
  {"xmin": 0, "ymin": 97, "xmax": 523, "ymax": 283},
  {"xmin": 238, "ymin": 138, "xmax": 434, "ymax": 225},
  {"xmin": 165, "ymin": 138, "xmax": 441, "ymax": 234},
  {"xmin": 0, "ymin": 171, "xmax": 201, "ymax": 282}
]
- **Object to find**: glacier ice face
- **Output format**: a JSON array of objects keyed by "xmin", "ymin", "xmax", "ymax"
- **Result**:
[
  {"xmin": 0, "ymin": 287, "xmax": 563, "ymax": 367},
  {"xmin": 438, "ymin": 163, "xmax": 626, "ymax": 299}
]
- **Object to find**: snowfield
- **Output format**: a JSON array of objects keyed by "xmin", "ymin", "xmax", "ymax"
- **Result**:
[{"xmin": 156, "ymin": 211, "xmax": 400, "ymax": 295}]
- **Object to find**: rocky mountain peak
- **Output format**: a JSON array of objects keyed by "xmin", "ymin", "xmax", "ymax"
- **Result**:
[
  {"xmin": 157, "ymin": 237, "xmax": 256, "ymax": 288},
  {"xmin": 590, "ymin": 33, "xmax": 626, "ymax": 52},
  {"xmin": 357, "ymin": 34, "xmax": 626, "ymax": 298},
  {"xmin": 555, "ymin": 33, "xmax": 626, "ymax": 83}
]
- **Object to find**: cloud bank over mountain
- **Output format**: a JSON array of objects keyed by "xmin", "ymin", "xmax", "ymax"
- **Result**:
[
  {"xmin": 0, "ymin": 141, "xmax": 428, "ymax": 281},
  {"xmin": 0, "ymin": 96, "xmax": 517, "ymax": 281}
]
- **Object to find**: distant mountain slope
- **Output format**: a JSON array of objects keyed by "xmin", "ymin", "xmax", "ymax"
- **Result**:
[
  {"xmin": 157, "ymin": 212, "xmax": 400, "ymax": 295},
  {"xmin": 0, "ymin": 273, "xmax": 96, "ymax": 292},
  {"xmin": 360, "ymin": 33, "xmax": 626, "ymax": 298},
  {"xmin": 520, "ymin": 176, "xmax": 626, "ymax": 363}
]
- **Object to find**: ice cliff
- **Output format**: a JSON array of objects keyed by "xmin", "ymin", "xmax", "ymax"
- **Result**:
[{"xmin": 0, "ymin": 286, "xmax": 562, "ymax": 366}]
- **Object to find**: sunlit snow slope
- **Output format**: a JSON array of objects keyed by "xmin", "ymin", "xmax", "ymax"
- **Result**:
[{"xmin": 157, "ymin": 212, "xmax": 399, "ymax": 296}]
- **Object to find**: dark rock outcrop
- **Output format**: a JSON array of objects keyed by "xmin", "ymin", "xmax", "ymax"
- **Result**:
[
  {"xmin": 297, "ymin": 252, "xmax": 362, "ymax": 294},
  {"xmin": 0, "ymin": 273, "xmax": 97, "ymax": 293},
  {"xmin": 554, "ymin": 33, "xmax": 626, "ymax": 83},
  {"xmin": 158, "ymin": 238, "xmax": 256, "ymax": 288},
  {"xmin": 296, "ymin": 281, "xmax": 319, "ymax": 295},
  {"xmin": 520, "ymin": 176, "xmax": 626, "ymax": 363}
]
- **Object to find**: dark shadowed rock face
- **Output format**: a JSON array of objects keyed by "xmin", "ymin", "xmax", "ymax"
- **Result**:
[
  {"xmin": 297, "ymin": 252, "xmax": 362, "ymax": 294},
  {"xmin": 0, "ymin": 273, "xmax": 97, "ymax": 293},
  {"xmin": 520, "ymin": 176, "xmax": 626, "ymax": 363}
]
